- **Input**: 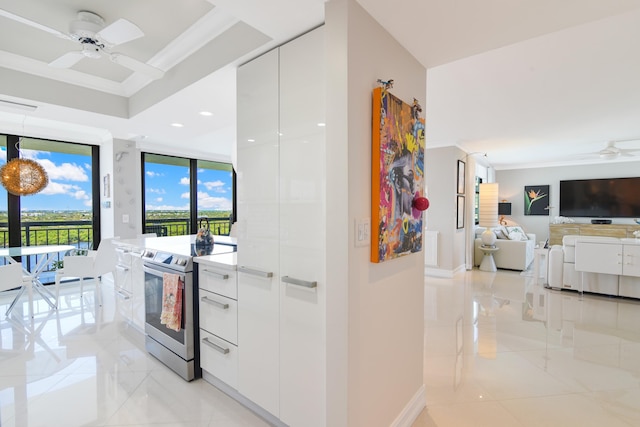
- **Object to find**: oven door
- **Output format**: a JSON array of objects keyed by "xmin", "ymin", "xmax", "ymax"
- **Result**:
[{"xmin": 143, "ymin": 262, "xmax": 194, "ymax": 361}]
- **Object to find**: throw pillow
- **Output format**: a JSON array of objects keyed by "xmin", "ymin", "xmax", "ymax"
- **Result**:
[
  {"xmin": 494, "ymin": 227, "xmax": 509, "ymax": 239},
  {"xmin": 508, "ymin": 231, "xmax": 525, "ymax": 241},
  {"xmin": 506, "ymin": 226, "xmax": 528, "ymax": 240}
]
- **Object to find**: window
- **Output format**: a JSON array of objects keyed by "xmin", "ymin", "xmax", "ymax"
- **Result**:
[
  {"xmin": 1, "ymin": 134, "xmax": 99, "ymax": 283},
  {"xmin": 142, "ymin": 153, "xmax": 235, "ymax": 236}
]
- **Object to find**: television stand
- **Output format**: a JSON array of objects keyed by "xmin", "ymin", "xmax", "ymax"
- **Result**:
[{"xmin": 549, "ymin": 223, "xmax": 640, "ymax": 246}]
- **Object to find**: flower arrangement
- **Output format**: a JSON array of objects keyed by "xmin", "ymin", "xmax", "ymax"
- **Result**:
[{"xmin": 634, "ymin": 230, "xmax": 640, "ymax": 239}]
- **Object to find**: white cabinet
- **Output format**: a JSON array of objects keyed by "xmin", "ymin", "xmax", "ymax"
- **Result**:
[
  {"xmin": 114, "ymin": 246, "xmax": 133, "ymax": 321},
  {"xmin": 574, "ymin": 241, "xmax": 640, "ymax": 297},
  {"xmin": 113, "ymin": 243, "xmax": 146, "ymax": 332},
  {"xmin": 196, "ymin": 257, "xmax": 239, "ymax": 389},
  {"xmin": 130, "ymin": 248, "xmax": 145, "ymax": 331},
  {"xmin": 237, "ymin": 27, "xmax": 326, "ymax": 427}
]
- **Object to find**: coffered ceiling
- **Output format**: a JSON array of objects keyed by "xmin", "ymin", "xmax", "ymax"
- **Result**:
[{"xmin": 1, "ymin": 0, "xmax": 640, "ymax": 169}]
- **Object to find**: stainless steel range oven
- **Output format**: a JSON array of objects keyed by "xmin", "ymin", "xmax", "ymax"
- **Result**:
[{"xmin": 142, "ymin": 249, "xmax": 197, "ymax": 381}]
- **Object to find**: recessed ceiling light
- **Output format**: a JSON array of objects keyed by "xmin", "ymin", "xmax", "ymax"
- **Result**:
[
  {"xmin": 317, "ymin": 122, "xmax": 326, "ymax": 127},
  {"xmin": 171, "ymin": 123, "xmax": 184, "ymax": 128},
  {"xmin": 247, "ymin": 139, "xmax": 255, "ymax": 142},
  {"xmin": 199, "ymin": 111, "xmax": 213, "ymax": 116}
]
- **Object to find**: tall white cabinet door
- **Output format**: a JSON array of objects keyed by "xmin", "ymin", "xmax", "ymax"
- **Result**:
[
  {"xmin": 278, "ymin": 27, "xmax": 326, "ymax": 427},
  {"xmin": 236, "ymin": 49, "xmax": 281, "ymax": 416}
]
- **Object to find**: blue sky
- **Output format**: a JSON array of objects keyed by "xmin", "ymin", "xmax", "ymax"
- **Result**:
[
  {"xmin": 0, "ymin": 147, "xmax": 92, "ymax": 211},
  {"xmin": 145, "ymin": 163, "xmax": 233, "ymax": 211},
  {"xmin": 0, "ymin": 148, "xmax": 233, "ymax": 212}
]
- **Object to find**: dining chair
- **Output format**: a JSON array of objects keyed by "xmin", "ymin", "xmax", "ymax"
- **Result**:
[
  {"xmin": 54, "ymin": 237, "xmax": 119, "ymax": 307},
  {"xmin": 1, "ymin": 263, "xmax": 33, "ymax": 317}
]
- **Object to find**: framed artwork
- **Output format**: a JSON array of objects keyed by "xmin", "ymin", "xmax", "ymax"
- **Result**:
[
  {"xmin": 456, "ymin": 195, "xmax": 465, "ymax": 229},
  {"xmin": 371, "ymin": 87, "xmax": 426, "ymax": 263},
  {"xmin": 524, "ymin": 185, "xmax": 549, "ymax": 215},
  {"xmin": 457, "ymin": 160, "xmax": 466, "ymax": 194}
]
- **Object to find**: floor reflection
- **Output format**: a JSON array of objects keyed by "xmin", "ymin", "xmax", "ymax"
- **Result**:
[
  {"xmin": 419, "ymin": 269, "xmax": 640, "ymax": 427},
  {"xmin": 0, "ymin": 280, "xmax": 269, "ymax": 427}
]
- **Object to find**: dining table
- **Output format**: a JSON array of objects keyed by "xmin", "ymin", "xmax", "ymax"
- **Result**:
[{"xmin": 1, "ymin": 244, "xmax": 75, "ymax": 317}]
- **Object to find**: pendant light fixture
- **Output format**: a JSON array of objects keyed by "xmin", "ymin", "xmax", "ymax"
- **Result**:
[{"xmin": 0, "ymin": 141, "xmax": 49, "ymax": 196}]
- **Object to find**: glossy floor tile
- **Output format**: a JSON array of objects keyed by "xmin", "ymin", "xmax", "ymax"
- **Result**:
[
  {"xmin": 0, "ymin": 280, "xmax": 269, "ymax": 427},
  {"xmin": 4, "ymin": 270, "xmax": 640, "ymax": 427},
  {"xmin": 414, "ymin": 269, "xmax": 640, "ymax": 427}
]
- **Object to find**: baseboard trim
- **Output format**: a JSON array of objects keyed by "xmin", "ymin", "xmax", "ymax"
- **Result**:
[
  {"xmin": 425, "ymin": 264, "xmax": 467, "ymax": 278},
  {"xmin": 390, "ymin": 384, "xmax": 426, "ymax": 427},
  {"xmin": 425, "ymin": 267, "xmax": 453, "ymax": 278}
]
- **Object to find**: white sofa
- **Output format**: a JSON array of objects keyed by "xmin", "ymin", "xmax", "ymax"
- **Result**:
[{"xmin": 474, "ymin": 227, "xmax": 536, "ymax": 271}]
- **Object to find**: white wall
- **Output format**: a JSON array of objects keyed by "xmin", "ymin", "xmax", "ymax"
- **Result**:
[
  {"xmin": 496, "ymin": 160, "xmax": 640, "ymax": 241},
  {"xmin": 326, "ymin": 1, "xmax": 426, "ymax": 426},
  {"xmin": 111, "ymin": 139, "xmax": 142, "ymax": 239},
  {"xmin": 424, "ymin": 146, "xmax": 468, "ymax": 276}
]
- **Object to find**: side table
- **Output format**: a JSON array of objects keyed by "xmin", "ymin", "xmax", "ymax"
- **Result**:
[
  {"xmin": 533, "ymin": 246, "xmax": 549, "ymax": 284},
  {"xmin": 479, "ymin": 245, "xmax": 500, "ymax": 272}
]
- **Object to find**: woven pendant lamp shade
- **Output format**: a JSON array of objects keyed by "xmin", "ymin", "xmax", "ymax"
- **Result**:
[{"xmin": 0, "ymin": 158, "xmax": 49, "ymax": 196}]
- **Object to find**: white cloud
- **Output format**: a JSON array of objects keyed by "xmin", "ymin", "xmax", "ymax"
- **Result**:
[
  {"xmin": 37, "ymin": 159, "xmax": 88, "ymax": 182},
  {"xmin": 0, "ymin": 150, "xmax": 6, "ymax": 161},
  {"xmin": 197, "ymin": 191, "xmax": 232, "ymax": 210},
  {"xmin": 148, "ymin": 188, "xmax": 166, "ymax": 194},
  {"xmin": 156, "ymin": 197, "xmax": 163, "ymax": 202},
  {"xmin": 84, "ymin": 163, "xmax": 92, "ymax": 170},
  {"xmin": 146, "ymin": 171, "xmax": 164, "ymax": 177},
  {"xmin": 84, "ymin": 199, "xmax": 93, "ymax": 207},
  {"xmin": 180, "ymin": 177, "xmax": 190, "ymax": 185},
  {"xmin": 202, "ymin": 180, "xmax": 226, "ymax": 192},
  {"xmin": 73, "ymin": 189, "xmax": 90, "ymax": 200},
  {"xmin": 180, "ymin": 192, "xmax": 190, "ymax": 199},
  {"xmin": 145, "ymin": 203, "xmax": 190, "ymax": 211},
  {"xmin": 39, "ymin": 182, "xmax": 80, "ymax": 195}
]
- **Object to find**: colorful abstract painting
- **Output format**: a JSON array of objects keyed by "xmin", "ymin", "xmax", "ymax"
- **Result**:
[{"xmin": 371, "ymin": 87, "xmax": 426, "ymax": 263}]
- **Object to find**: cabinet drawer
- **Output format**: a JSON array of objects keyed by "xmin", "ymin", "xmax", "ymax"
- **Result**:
[
  {"xmin": 199, "ymin": 266, "xmax": 237, "ymax": 299},
  {"xmin": 200, "ymin": 330, "xmax": 238, "ymax": 389},
  {"xmin": 199, "ymin": 289, "xmax": 238, "ymax": 344}
]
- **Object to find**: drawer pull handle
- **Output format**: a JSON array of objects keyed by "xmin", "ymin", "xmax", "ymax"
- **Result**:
[
  {"xmin": 201, "ymin": 296, "xmax": 229, "ymax": 309},
  {"xmin": 282, "ymin": 276, "xmax": 317, "ymax": 288},
  {"xmin": 238, "ymin": 266, "xmax": 273, "ymax": 278},
  {"xmin": 203, "ymin": 269, "xmax": 229, "ymax": 280},
  {"xmin": 116, "ymin": 290, "xmax": 130, "ymax": 300},
  {"xmin": 202, "ymin": 337, "xmax": 230, "ymax": 354},
  {"xmin": 116, "ymin": 264, "xmax": 129, "ymax": 271}
]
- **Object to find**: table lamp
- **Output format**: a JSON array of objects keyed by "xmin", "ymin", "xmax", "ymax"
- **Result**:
[{"xmin": 479, "ymin": 183, "xmax": 499, "ymax": 246}]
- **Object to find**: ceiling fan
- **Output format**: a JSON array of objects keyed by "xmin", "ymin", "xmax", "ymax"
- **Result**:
[
  {"xmin": 0, "ymin": 9, "xmax": 164, "ymax": 80},
  {"xmin": 585, "ymin": 140, "xmax": 640, "ymax": 160}
]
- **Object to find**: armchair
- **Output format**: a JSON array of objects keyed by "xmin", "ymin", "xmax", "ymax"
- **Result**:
[{"xmin": 55, "ymin": 237, "xmax": 118, "ymax": 307}]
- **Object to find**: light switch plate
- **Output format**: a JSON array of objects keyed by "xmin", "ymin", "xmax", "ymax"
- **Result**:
[{"xmin": 355, "ymin": 218, "xmax": 370, "ymax": 247}]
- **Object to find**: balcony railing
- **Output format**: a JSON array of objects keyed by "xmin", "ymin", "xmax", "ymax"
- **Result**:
[{"xmin": 0, "ymin": 216, "xmax": 231, "ymax": 283}]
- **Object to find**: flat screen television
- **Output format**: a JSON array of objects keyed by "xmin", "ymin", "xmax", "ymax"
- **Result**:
[{"xmin": 559, "ymin": 177, "xmax": 640, "ymax": 218}]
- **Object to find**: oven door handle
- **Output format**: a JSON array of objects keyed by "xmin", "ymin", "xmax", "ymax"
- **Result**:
[{"xmin": 143, "ymin": 264, "xmax": 186, "ymax": 280}]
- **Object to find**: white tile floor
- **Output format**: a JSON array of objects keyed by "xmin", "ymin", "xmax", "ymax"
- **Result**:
[
  {"xmin": 0, "ymin": 281, "xmax": 269, "ymax": 427},
  {"xmin": 413, "ymin": 269, "xmax": 640, "ymax": 427},
  {"xmin": 2, "ymin": 270, "xmax": 640, "ymax": 427}
]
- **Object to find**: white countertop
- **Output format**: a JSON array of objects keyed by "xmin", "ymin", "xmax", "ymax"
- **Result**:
[
  {"xmin": 113, "ymin": 235, "xmax": 237, "ymax": 258},
  {"xmin": 193, "ymin": 252, "xmax": 237, "ymax": 269}
]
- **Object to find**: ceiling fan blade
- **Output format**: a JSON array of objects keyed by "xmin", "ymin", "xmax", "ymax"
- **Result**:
[
  {"xmin": 109, "ymin": 53, "xmax": 164, "ymax": 80},
  {"xmin": 96, "ymin": 18, "xmax": 143, "ymax": 46},
  {"xmin": 0, "ymin": 8, "xmax": 71, "ymax": 39},
  {"xmin": 49, "ymin": 51, "xmax": 86, "ymax": 68}
]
